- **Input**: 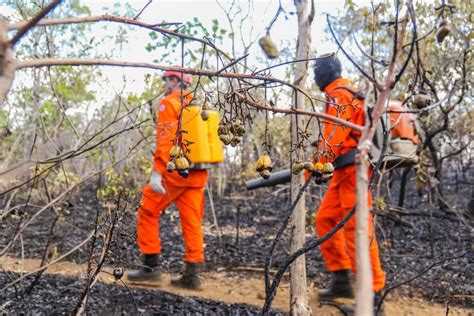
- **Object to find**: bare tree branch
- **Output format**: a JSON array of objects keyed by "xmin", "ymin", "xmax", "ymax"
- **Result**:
[
  {"xmin": 7, "ymin": 14, "xmax": 235, "ymax": 62},
  {"xmin": 326, "ymin": 14, "xmax": 381, "ymax": 89},
  {"xmin": 14, "ymin": 57, "xmax": 335, "ymax": 112},
  {"xmin": 233, "ymin": 91, "xmax": 364, "ymax": 131},
  {"xmin": 9, "ymin": 0, "xmax": 63, "ymax": 46},
  {"xmin": 133, "ymin": 0, "xmax": 152, "ymax": 20},
  {"xmin": 0, "ymin": 138, "xmax": 145, "ymax": 255}
]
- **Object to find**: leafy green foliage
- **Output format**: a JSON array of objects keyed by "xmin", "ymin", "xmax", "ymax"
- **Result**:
[{"xmin": 146, "ymin": 17, "xmax": 229, "ymax": 64}]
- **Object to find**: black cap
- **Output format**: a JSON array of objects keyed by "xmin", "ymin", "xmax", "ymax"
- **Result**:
[{"xmin": 314, "ymin": 53, "xmax": 342, "ymax": 91}]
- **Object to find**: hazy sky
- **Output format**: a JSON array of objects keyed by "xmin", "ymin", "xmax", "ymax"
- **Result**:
[
  {"xmin": 2, "ymin": 1, "xmax": 374, "ymax": 107},
  {"xmin": 80, "ymin": 0, "xmax": 355, "ymax": 95}
]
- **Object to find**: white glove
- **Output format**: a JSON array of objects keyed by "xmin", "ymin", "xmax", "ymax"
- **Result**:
[{"xmin": 150, "ymin": 170, "xmax": 166, "ymax": 194}]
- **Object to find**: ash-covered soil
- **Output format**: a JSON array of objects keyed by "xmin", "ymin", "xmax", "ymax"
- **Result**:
[
  {"xmin": 1, "ymin": 168, "xmax": 473, "ymax": 313},
  {"xmin": 0, "ymin": 272, "xmax": 282, "ymax": 315}
]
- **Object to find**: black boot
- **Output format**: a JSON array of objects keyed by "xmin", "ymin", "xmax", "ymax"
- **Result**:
[
  {"xmin": 318, "ymin": 269, "xmax": 354, "ymax": 300},
  {"xmin": 127, "ymin": 254, "xmax": 161, "ymax": 282},
  {"xmin": 171, "ymin": 262, "xmax": 203, "ymax": 290}
]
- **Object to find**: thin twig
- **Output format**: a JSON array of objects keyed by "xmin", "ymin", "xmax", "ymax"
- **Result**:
[
  {"xmin": 22, "ymin": 215, "xmax": 59, "ymax": 295},
  {"xmin": 326, "ymin": 14, "xmax": 380, "ymax": 89},
  {"xmin": 0, "ymin": 138, "xmax": 145, "ymax": 255},
  {"xmin": 1, "ymin": 231, "xmax": 94, "ymax": 291},
  {"xmin": 264, "ymin": 0, "xmax": 284, "ymax": 34},
  {"xmin": 394, "ymin": 2, "xmax": 416, "ymax": 85},
  {"xmin": 15, "ymin": 58, "xmax": 318, "ymax": 106},
  {"xmin": 264, "ymin": 177, "xmax": 311, "ymax": 294},
  {"xmin": 10, "ymin": 0, "xmax": 63, "ymax": 46},
  {"xmin": 133, "ymin": 0, "xmax": 152, "ymax": 20},
  {"xmin": 233, "ymin": 91, "xmax": 364, "ymax": 132},
  {"xmin": 255, "ymin": 54, "xmax": 335, "ymax": 74},
  {"xmin": 375, "ymin": 251, "xmax": 470, "ymax": 315},
  {"xmin": 352, "ymin": 33, "xmax": 388, "ymax": 66},
  {"xmin": 100, "ymin": 271, "xmax": 139, "ymax": 313},
  {"xmin": 216, "ymin": 53, "xmax": 249, "ymax": 75}
]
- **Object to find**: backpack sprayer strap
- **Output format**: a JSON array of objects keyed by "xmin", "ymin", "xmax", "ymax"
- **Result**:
[
  {"xmin": 329, "ymin": 85, "xmax": 384, "ymax": 169},
  {"xmin": 333, "ymin": 149, "xmax": 357, "ymax": 170},
  {"xmin": 333, "ymin": 145, "xmax": 382, "ymax": 170},
  {"xmin": 330, "ymin": 85, "xmax": 366, "ymax": 101}
]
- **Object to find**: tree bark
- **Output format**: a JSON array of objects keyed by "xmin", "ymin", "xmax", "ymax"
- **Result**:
[
  {"xmin": 289, "ymin": 1, "xmax": 313, "ymax": 315},
  {"xmin": 354, "ymin": 11, "xmax": 407, "ymax": 315},
  {"xmin": 355, "ymin": 151, "xmax": 373, "ymax": 315},
  {"xmin": 0, "ymin": 19, "xmax": 17, "ymax": 104}
]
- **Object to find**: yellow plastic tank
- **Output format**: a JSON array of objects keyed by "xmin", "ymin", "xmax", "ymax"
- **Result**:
[
  {"xmin": 206, "ymin": 111, "xmax": 224, "ymax": 163},
  {"xmin": 181, "ymin": 105, "xmax": 223, "ymax": 167}
]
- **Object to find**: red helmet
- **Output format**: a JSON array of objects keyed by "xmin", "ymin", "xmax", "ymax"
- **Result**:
[{"xmin": 162, "ymin": 70, "xmax": 192, "ymax": 85}]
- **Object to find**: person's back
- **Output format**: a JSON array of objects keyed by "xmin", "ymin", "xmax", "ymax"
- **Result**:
[
  {"xmin": 312, "ymin": 54, "xmax": 386, "ymax": 315},
  {"xmin": 153, "ymin": 89, "xmax": 207, "ymax": 188},
  {"xmin": 317, "ymin": 77, "xmax": 365, "ymax": 164}
]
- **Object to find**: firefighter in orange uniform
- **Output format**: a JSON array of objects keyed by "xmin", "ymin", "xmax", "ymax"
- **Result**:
[
  {"xmin": 313, "ymin": 54, "xmax": 385, "ymax": 313},
  {"xmin": 127, "ymin": 70, "xmax": 208, "ymax": 290}
]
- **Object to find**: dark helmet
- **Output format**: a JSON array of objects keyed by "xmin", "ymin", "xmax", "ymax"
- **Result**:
[{"xmin": 313, "ymin": 53, "xmax": 342, "ymax": 91}]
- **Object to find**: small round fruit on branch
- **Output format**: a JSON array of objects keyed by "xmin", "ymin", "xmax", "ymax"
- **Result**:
[
  {"xmin": 322, "ymin": 162, "xmax": 335, "ymax": 174},
  {"xmin": 436, "ymin": 19, "xmax": 451, "ymax": 43},
  {"xmin": 412, "ymin": 93, "xmax": 431, "ymax": 109},
  {"xmin": 175, "ymin": 156, "xmax": 190, "ymax": 170},
  {"xmin": 259, "ymin": 169, "xmax": 271, "ymax": 180},
  {"xmin": 218, "ymin": 124, "xmax": 230, "ymax": 136},
  {"xmin": 169, "ymin": 145, "xmax": 181, "ymax": 158},
  {"xmin": 230, "ymin": 137, "xmax": 240, "ymax": 147},
  {"xmin": 303, "ymin": 161, "xmax": 314, "ymax": 171},
  {"xmin": 258, "ymin": 35, "xmax": 279, "ymax": 59},
  {"xmin": 178, "ymin": 169, "xmax": 190, "ymax": 178},
  {"xmin": 219, "ymin": 134, "xmax": 232, "ymax": 145},
  {"xmin": 231, "ymin": 120, "xmax": 246, "ymax": 136},
  {"xmin": 312, "ymin": 162, "xmax": 324, "ymax": 176},
  {"xmin": 113, "ymin": 267, "xmax": 124, "ymax": 280},
  {"xmin": 292, "ymin": 162, "xmax": 304, "ymax": 175},
  {"xmin": 201, "ymin": 109, "xmax": 209, "ymax": 121},
  {"xmin": 256, "ymin": 154, "xmax": 273, "ymax": 172},
  {"xmin": 166, "ymin": 161, "xmax": 176, "ymax": 173}
]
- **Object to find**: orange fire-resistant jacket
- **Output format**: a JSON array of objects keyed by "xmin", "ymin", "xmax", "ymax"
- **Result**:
[{"xmin": 317, "ymin": 78, "xmax": 365, "ymax": 164}]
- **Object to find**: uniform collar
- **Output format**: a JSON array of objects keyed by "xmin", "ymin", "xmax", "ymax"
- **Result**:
[
  {"xmin": 166, "ymin": 89, "xmax": 194, "ymax": 102},
  {"xmin": 324, "ymin": 78, "xmax": 351, "ymax": 94},
  {"xmin": 167, "ymin": 89, "xmax": 190, "ymax": 97}
]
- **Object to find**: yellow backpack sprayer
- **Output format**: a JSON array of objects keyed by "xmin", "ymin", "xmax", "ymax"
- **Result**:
[{"xmin": 181, "ymin": 105, "xmax": 224, "ymax": 169}]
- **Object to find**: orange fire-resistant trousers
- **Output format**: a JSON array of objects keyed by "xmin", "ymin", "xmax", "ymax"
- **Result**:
[
  {"xmin": 137, "ymin": 182, "xmax": 205, "ymax": 263},
  {"xmin": 315, "ymin": 165, "xmax": 386, "ymax": 292}
]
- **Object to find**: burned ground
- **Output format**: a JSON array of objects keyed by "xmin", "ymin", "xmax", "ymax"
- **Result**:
[{"xmin": 1, "ymin": 169, "xmax": 472, "ymax": 314}]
